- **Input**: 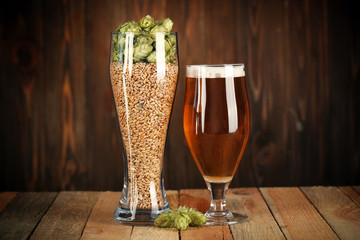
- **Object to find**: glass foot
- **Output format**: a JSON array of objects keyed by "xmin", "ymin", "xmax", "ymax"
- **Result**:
[
  {"xmin": 113, "ymin": 203, "xmax": 171, "ymax": 225},
  {"xmin": 205, "ymin": 212, "xmax": 248, "ymax": 225}
]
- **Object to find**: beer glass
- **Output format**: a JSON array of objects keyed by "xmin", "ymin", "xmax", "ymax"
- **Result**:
[
  {"xmin": 183, "ymin": 64, "xmax": 250, "ymax": 225},
  {"xmin": 110, "ymin": 32, "xmax": 178, "ymax": 223}
]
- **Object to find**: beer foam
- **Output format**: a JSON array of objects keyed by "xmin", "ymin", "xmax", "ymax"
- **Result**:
[{"xmin": 186, "ymin": 64, "xmax": 245, "ymax": 78}]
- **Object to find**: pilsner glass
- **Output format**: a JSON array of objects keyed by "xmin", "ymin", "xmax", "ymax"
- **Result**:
[
  {"xmin": 183, "ymin": 64, "xmax": 250, "ymax": 225},
  {"xmin": 110, "ymin": 32, "xmax": 178, "ymax": 223}
]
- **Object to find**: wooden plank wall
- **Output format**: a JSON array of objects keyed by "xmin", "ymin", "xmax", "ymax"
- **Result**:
[{"xmin": 0, "ymin": 0, "xmax": 359, "ymax": 191}]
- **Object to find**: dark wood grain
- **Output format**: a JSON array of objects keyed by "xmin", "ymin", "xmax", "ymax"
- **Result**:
[
  {"xmin": 29, "ymin": 192, "xmax": 99, "ymax": 239},
  {"xmin": 0, "ymin": 0, "xmax": 359, "ymax": 191},
  {"xmin": 231, "ymin": 0, "xmax": 257, "ymax": 188},
  {"xmin": 85, "ymin": 0, "xmax": 126, "ymax": 191},
  {"xmin": 0, "ymin": 192, "xmax": 18, "ymax": 212},
  {"xmin": 0, "ymin": 192, "xmax": 57, "ymax": 239},
  {"xmin": 326, "ymin": 0, "xmax": 360, "ymax": 185},
  {"xmin": 0, "ymin": 0, "xmax": 43, "ymax": 191},
  {"xmin": 164, "ymin": 0, "xmax": 207, "ymax": 190},
  {"xmin": 246, "ymin": 0, "xmax": 292, "ymax": 186}
]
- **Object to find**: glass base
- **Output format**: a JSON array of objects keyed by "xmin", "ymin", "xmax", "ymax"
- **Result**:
[
  {"xmin": 205, "ymin": 212, "xmax": 248, "ymax": 225},
  {"xmin": 113, "ymin": 203, "xmax": 171, "ymax": 225}
]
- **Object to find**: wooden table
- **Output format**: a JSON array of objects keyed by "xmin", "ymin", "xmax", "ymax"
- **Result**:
[{"xmin": 0, "ymin": 186, "xmax": 359, "ymax": 239}]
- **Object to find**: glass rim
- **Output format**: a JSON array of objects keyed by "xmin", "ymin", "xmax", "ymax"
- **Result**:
[
  {"xmin": 186, "ymin": 63, "xmax": 244, "ymax": 67},
  {"xmin": 186, "ymin": 63, "xmax": 245, "ymax": 77}
]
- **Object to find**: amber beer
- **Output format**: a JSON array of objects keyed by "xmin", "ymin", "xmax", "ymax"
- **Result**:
[{"xmin": 183, "ymin": 65, "xmax": 250, "ymax": 184}]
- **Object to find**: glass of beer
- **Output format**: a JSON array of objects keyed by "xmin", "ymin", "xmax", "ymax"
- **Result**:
[{"xmin": 183, "ymin": 64, "xmax": 250, "ymax": 225}]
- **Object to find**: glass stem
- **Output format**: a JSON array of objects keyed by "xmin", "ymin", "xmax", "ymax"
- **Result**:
[{"xmin": 206, "ymin": 182, "xmax": 231, "ymax": 217}]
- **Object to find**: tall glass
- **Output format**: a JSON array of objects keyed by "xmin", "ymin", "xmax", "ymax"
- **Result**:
[
  {"xmin": 110, "ymin": 32, "xmax": 178, "ymax": 223},
  {"xmin": 183, "ymin": 64, "xmax": 250, "ymax": 225}
]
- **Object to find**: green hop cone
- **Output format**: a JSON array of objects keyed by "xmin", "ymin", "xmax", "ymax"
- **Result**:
[
  {"xmin": 113, "ymin": 16, "xmax": 177, "ymax": 64},
  {"xmin": 159, "ymin": 18, "xmax": 173, "ymax": 32},
  {"xmin": 166, "ymin": 47, "xmax": 176, "ymax": 63},
  {"xmin": 164, "ymin": 34, "xmax": 176, "ymax": 52},
  {"xmin": 177, "ymin": 206, "xmax": 192, "ymax": 214},
  {"xmin": 116, "ymin": 21, "xmax": 142, "ymax": 33},
  {"xmin": 154, "ymin": 206, "xmax": 207, "ymax": 230},
  {"xmin": 189, "ymin": 211, "xmax": 207, "ymax": 227},
  {"xmin": 150, "ymin": 25, "xmax": 169, "ymax": 34},
  {"xmin": 147, "ymin": 51, "xmax": 157, "ymax": 63},
  {"xmin": 113, "ymin": 34, "xmax": 126, "ymax": 49},
  {"xmin": 174, "ymin": 213, "xmax": 191, "ymax": 230},
  {"xmin": 111, "ymin": 52, "xmax": 122, "ymax": 62},
  {"xmin": 154, "ymin": 212, "xmax": 171, "ymax": 228},
  {"xmin": 135, "ymin": 34, "xmax": 154, "ymax": 46},
  {"xmin": 128, "ymin": 21, "xmax": 142, "ymax": 32},
  {"xmin": 165, "ymin": 34, "xmax": 176, "ymax": 48},
  {"xmin": 181, "ymin": 212, "xmax": 192, "ymax": 223},
  {"xmin": 169, "ymin": 211, "xmax": 177, "ymax": 227},
  {"xmin": 111, "ymin": 34, "xmax": 126, "ymax": 62},
  {"xmin": 139, "ymin": 15, "xmax": 155, "ymax": 31},
  {"xmin": 164, "ymin": 38, "xmax": 172, "ymax": 52},
  {"xmin": 115, "ymin": 22, "xmax": 128, "ymax": 33},
  {"xmin": 133, "ymin": 43, "xmax": 153, "ymax": 62},
  {"xmin": 154, "ymin": 211, "xmax": 178, "ymax": 228}
]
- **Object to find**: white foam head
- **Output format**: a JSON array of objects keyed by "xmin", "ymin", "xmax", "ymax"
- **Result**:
[{"xmin": 186, "ymin": 64, "xmax": 245, "ymax": 78}]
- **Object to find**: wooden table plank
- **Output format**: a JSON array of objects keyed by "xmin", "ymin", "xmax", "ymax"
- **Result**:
[
  {"xmin": 301, "ymin": 186, "xmax": 360, "ymax": 240},
  {"xmin": 81, "ymin": 191, "xmax": 132, "ymax": 239},
  {"xmin": 227, "ymin": 188, "xmax": 285, "ymax": 239},
  {"xmin": 260, "ymin": 187, "xmax": 338, "ymax": 240},
  {"xmin": 29, "ymin": 191, "xmax": 99, "ymax": 239},
  {"xmin": 130, "ymin": 190, "xmax": 179, "ymax": 240},
  {"xmin": 0, "ymin": 192, "xmax": 57, "ymax": 240},
  {"xmin": 352, "ymin": 186, "xmax": 360, "ymax": 195},
  {"xmin": 1, "ymin": 187, "xmax": 359, "ymax": 239},
  {"xmin": 339, "ymin": 186, "xmax": 360, "ymax": 207},
  {"xmin": 179, "ymin": 189, "xmax": 233, "ymax": 240},
  {"xmin": 0, "ymin": 192, "xmax": 18, "ymax": 212},
  {"xmin": 130, "ymin": 226, "xmax": 179, "ymax": 240},
  {"xmin": 81, "ymin": 191, "xmax": 180, "ymax": 240}
]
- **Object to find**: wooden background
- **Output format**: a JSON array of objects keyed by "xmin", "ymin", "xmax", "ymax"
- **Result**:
[{"xmin": 0, "ymin": 0, "xmax": 359, "ymax": 191}]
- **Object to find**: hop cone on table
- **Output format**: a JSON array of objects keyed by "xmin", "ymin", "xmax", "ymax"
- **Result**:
[
  {"xmin": 154, "ymin": 212, "xmax": 174, "ymax": 228},
  {"xmin": 154, "ymin": 206, "xmax": 207, "ymax": 230},
  {"xmin": 189, "ymin": 211, "xmax": 207, "ymax": 227}
]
